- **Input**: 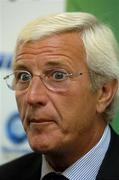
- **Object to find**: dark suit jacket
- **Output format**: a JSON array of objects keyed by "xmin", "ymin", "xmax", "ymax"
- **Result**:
[{"xmin": 0, "ymin": 127, "xmax": 119, "ymax": 180}]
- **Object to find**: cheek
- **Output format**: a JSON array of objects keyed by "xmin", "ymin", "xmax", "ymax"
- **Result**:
[
  {"xmin": 51, "ymin": 91, "xmax": 84, "ymax": 126},
  {"xmin": 51, "ymin": 87, "xmax": 97, "ymax": 132}
]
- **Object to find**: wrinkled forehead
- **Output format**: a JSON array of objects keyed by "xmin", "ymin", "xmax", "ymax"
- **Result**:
[{"xmin": 13, "ymin": 32, "xmax": 87, "ymax": 69}]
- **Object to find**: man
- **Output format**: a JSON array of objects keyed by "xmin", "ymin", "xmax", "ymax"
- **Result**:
[{"xmin": 1, "ymin": 12, "xmax": 119, "ymax": 180}]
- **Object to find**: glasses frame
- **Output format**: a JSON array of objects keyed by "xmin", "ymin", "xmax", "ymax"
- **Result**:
[{"xmin": 3, "ymin": 70, "xmax": 84, "ymax": 92}]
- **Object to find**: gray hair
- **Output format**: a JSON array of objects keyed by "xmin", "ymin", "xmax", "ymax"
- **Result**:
[{"xmin": 15, "ymin": 12, "xmax": 119, "ymax": 122}]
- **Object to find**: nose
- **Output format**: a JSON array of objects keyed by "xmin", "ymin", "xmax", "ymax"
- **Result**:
[{"xmin": 26, "ymin": 76, "xmax": 49, "ymax": 106}]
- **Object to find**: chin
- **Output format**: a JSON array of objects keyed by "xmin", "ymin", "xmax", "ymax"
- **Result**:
[
  {"xmin": 26, "ymin": 127, "xmax": 65, "ymax": 154},
  {"xmin": 27, "ymin": 134, "xmax": 57, "ymax": 154}
]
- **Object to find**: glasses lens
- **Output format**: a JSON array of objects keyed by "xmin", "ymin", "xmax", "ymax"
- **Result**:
[
  {"xmin": 5, "ymin": 71, "xmax": 31, "ymax": 91},
  {"xmin": 43, "ymin": 75, "xmax": 70, "ymax": 92},
  {"xmin": 43, "ymin": 71, "xmax": 83, "ymax": 92}
]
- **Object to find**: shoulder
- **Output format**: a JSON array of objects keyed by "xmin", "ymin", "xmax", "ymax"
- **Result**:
[
  {"xmin": 0, "ymin": 152, "xmax": 42, "ymax": 180},
  {"xmin": 97, "ymin": 127, "xmax": 119, "ymax": 179},
  {"xmin": 108, "ymin": 126, "xmax": 119, "ymax": 153}
]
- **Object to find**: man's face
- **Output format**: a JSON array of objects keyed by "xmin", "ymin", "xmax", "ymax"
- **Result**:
[{"xmin": 15, "ymin": 32, "xmax": 103, "ymax": 156}]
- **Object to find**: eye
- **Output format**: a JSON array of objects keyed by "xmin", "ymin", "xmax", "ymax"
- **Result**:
[
  {"xmin": 15, "ymin": 71, "xmax": 31, "ymax": 82},
  {"xmin": 47, "ymin": 70, "xmax": 68, "ymax": 81}
]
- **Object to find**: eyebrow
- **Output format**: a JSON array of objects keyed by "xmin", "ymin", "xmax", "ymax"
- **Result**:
[
  {"xmin": 13, "ymin": 60, "xmax": 71, "ymax": 72},
  {"xmin": 44, "ymin": 61, "xmax": 67, "ymax": 67},
  {"xmin": 13, "ymin": 64, "xmax": 29, "ymax": 71}
]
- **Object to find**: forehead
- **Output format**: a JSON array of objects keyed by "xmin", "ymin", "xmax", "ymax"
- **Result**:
[{"xmin": 14, "ymin": 32, "xmax": 86, "ymax": 70}]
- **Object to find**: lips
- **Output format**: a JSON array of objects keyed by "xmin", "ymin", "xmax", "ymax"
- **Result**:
[{"xmin": 28, "ymin": 117, "xmax": 55, "ymax": 125}]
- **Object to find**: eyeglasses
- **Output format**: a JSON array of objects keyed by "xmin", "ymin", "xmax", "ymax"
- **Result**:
[{"xmin": 3, "ymin": 69, "xmax": 83, "ymax": 92}]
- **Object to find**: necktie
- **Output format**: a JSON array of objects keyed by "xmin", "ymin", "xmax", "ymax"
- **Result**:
[{"xmin": 42, "ymin": 172, "xmax": 69, "ymax": 180}]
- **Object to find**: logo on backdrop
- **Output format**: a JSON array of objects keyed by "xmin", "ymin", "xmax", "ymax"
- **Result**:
[
  {"xmin": 5, "ymin": 112, "xmax": 27, "ymax": 144},
  {"xmin": 0, "ymin": 52, "xmax": 13, "ymax": 70}
]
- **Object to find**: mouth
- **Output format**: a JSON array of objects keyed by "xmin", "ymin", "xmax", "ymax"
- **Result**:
[
  {"xmin": 28, "ymin": 118, "xmax": 56, "ymax": 131},
  {"xmin": 29, "ymin": 118, "xmax": 55, "ymax": 126}
]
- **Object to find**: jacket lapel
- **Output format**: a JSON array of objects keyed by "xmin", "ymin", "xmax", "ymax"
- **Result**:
[{"xmin": 96, "ymin": 127, "xmax": 119, "ymax": 179}]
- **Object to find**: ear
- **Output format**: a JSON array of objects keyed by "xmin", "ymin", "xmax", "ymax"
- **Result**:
[{"xmin": 96, "ymin": 79, "xmax": 118, "ymax": 114}]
